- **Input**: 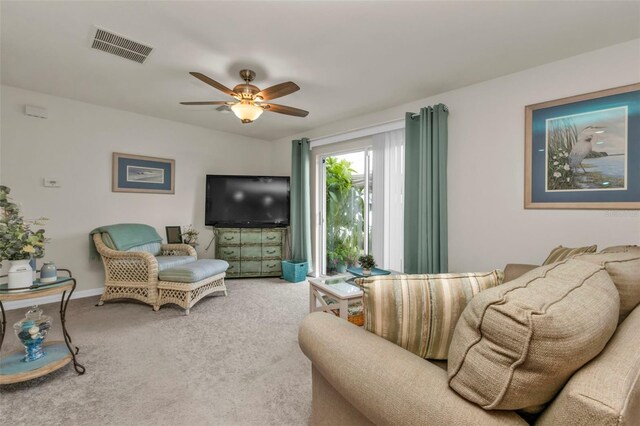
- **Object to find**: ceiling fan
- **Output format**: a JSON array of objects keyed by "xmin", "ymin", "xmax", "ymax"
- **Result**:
[{"xmin": 180, "ymin": 70, "xmax": 309, "ymax": 124}]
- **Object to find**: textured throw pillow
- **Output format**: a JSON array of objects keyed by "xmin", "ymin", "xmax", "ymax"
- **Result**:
[
  {"xmin": 447, "ymin": 259, "xmax": 619, "ymax": 411},
  {"xmin": 600, "ymin": 245, "xmax": 640, "ymax": 255},
  {"xmin": 360, "ymin": 270, "xmax": 503, "ymax": 360},
  {"xmin": 536, "ymin": 306, "xmax": 640, "ymax": 426},
  {"xmin": 573, "ymin": 251, "xmax": 640, "ymax": 323},
  {"xmin": 542, "ymin": 244, "xmax": 597, "ymax": 265}
]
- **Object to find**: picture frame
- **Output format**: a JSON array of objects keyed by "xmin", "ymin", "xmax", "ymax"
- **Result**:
[
  {"xmin": 112, "ymin": 152, "xmax": 175, "ymax": 194},
  {"xmin": 525, "ymin": 83, "xmax": 640, "ymax": 209},
  {"xmin": 165, "ymin": 226, "xmax": 183, "ymax": 244}
]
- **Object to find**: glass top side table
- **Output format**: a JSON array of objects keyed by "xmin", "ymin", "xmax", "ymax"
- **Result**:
[
  {"xmin": 308, "ymin": 276, "xmax": 364, "ymax": 321},
  {"xmin": 0, "ymin": 269, "xmax": 86, "ymax": 385}
]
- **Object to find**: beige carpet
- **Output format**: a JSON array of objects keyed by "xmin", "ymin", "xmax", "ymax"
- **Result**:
[{"xmin": 0, "ymin": 278, "xmax": 312, "ymax": 425}]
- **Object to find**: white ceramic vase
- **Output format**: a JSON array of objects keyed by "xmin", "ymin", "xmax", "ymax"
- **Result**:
[{"xmin": 8, "ymin": 259, "xmax": 33, "ymax": 289}]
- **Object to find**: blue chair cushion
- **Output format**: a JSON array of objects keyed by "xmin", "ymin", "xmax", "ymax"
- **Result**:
[
  {"xmin": 126, "ymin": 242, "xmax": 162, "ymax": 256},
  {"xmin": 159, "ymin": 259, "xmax": 229, "ymax": 283},
  {"xmin": 156, "ymin": 256, "xmax": 197, "ymax": 272}
]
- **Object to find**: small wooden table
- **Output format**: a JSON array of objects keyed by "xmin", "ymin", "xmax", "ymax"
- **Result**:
[
  {"xmin": 0, "ymin": 270, "xmax": 85, "ymax": 385},
  {"xmin": 308, "ymin": 276, "xmax": 363, "ymax": 320}
]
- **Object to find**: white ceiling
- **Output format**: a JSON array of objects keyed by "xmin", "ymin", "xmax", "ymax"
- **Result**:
[{"xmin": 2, "ymin": 1, "xmax": 639, "ymax": 141}]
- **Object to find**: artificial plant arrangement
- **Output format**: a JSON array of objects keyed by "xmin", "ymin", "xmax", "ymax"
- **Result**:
[
  {"xmin": 181, "ymin": 224, "xmax": 199, "ymax": 246},
  {"xmin": 0, "ymin": 186, "xmax": 47, "ymax": 266},
  {"xmin": 358, "ymin": 254, "xmax": 376, "ymax": 275}
]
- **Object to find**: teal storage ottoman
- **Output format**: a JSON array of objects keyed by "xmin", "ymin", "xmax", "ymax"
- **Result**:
[{"xmin": 282, "ymin": 260, "xmax": 308, "ymax": 283}]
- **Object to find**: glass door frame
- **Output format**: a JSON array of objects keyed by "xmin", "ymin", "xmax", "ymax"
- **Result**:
[{"xmin": 317, "ymin": 147, "xmax": 373, "ymax": 276}]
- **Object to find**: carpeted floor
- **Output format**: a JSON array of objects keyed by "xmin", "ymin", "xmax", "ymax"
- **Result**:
[{"xmin": 0, "ymin": 278, "xmax": 312, "ymax": 425}]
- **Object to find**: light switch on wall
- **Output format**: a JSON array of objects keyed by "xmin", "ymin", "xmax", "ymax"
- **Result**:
[{"xmin": 43, "ymin": 178, "xmax": 61, "ymax": 188}]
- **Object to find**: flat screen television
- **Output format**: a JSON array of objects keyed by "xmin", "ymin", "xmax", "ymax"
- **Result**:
[{"xmin": 205, "ymin": 175, "xmax": 290, "ymax": 227}]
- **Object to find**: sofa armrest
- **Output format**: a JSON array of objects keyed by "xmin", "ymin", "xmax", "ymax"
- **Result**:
[
  {"xmin": 503, "ymin": 263, "xmax": 538, "ymax": 283},
  {"xmin": 299, "ymin": 312, "xmax": 527, "ymax": 426},
  {"xmin": 161, "ymin": 243, "xmax": 197, "ymax": 258}
]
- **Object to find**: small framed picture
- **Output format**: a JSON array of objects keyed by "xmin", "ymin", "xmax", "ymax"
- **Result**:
[
  {"xmin": 166, "ymin": 226, "xmax": 183, "ymax": 244},
  {"xmin": 112, "ymin": 152, "xmax": 175, "ymax": 194},
  {"xmin": 525, "ymin": 83, "xmax": 640, "ymax": 209}
]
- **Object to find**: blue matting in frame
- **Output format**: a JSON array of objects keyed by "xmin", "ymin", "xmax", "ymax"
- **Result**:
[
  {"xmin": 116, "ymin": 156, "xmax": 173, "ymax": 191},
  {"xmin": 531, "ymin": 89, "xmax": 640, "ymax": 204}
]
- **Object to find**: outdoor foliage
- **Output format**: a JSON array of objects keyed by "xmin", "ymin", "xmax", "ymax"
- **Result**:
[
  {"xmin": 325, "ymin": 157, "xmax": 364, "ymax": 270},
  {"xmin": 0, "ymin": 186, "xmax": 47, "ymax": 264}
]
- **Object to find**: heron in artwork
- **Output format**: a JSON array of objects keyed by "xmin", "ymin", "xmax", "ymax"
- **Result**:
[{"xmin": 569, "ymin": 126, "xmax": 605, "ymax": 173}]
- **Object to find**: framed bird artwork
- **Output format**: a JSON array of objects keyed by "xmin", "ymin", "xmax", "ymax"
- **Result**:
[{"xmin": 525, "ymin": 83, "xmax": 640, "ymax": 209}]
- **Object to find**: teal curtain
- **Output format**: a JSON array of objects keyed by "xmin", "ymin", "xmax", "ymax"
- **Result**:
[
  {"xmin": 404, "ymin": 104, "xmax": 448, "ymax": 274},
  {"xmin": 290, "ymin": 138, "xmax": 313, "ymax": 270}
]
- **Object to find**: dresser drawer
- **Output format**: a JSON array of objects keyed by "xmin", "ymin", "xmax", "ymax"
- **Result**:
[
  {"xmin": 241, "ymin": 260, "xmax": 262, "ymax": 274},
  {"xmin": 241, "ymin": 246, "xmax": 262, "ymax": 259},
  {"xmin": 217, "ymin": 229, "xmax": 240, "ymax": 245},
  {"xmin": 241, "ymin": 230, "xmax": 262, "ymax": 244},
  {"xmin": 262, "ymin": 246, "xmax": 281, "ymax": 258},
  {"xmin": 262, "ymin": 260, "xmax": 282, "ymax": 275},
  {"xmin": 226, "ymin": 261, "xmax": 240, "ymax": 277},
  {"xmin": 218, "ymin": 246, "xmax": 240, "ymax": 260},
  {"xmin": 262, "ymin": 230, "xmax": 282, "ymax": 244}
]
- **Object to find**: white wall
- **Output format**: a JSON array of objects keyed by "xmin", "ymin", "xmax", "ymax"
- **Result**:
[
  {"xmin": 272, "ymin": 39, "xmax": 640, "ymax": 272},
  {"xmin": 1, "ymin": 85, "xmax": 273, "ymax": 292}
]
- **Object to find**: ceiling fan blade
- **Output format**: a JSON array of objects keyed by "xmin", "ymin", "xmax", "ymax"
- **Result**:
[
  {"xmin": 256, "ymin": 82, "xmax": 300, "ymax": 101},
  {"xmin": 180, "ymin": 101, "xmax": 235, "ymax": 105},
  {"xmin": 190, "ymin": 72, "xmax": 238, "ymax": 98},
  {"xmin": 262, "ymin": 103, "xmax": 309, "ymax": 117}
]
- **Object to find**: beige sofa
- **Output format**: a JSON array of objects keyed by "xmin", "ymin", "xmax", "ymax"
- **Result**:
[{"xmin": 299, "ymin": 255, "xmax": 640, "ymax": 425}]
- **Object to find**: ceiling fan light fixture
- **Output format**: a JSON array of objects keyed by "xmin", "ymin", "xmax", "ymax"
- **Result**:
[{"xmin": 231, "ymin": 101, "xmax": 263, "ymax": 124}]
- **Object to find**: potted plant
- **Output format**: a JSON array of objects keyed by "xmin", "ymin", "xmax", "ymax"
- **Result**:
[
  {"xmin": 358, "ymin": 254, "xmax": 376, "ymax": 276},
  {"xmin": 0, "ymin": 186, "xmax": 47, "ymax": 288},
  {"xmin": 181, "ymin": 224, "xmax": 199, "ymax": 247},
  {"xmin": 328, "ymin": 241, "xmax": 349, "ymax": 273}
]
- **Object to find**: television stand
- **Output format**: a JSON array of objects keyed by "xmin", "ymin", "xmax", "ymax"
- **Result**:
[{"xmin": 214, "ymin": 227, "xmax": 287, "ymax": 278}]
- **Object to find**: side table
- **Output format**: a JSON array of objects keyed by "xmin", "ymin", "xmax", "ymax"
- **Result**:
[
  {"xmin": 308, "ymin": 276, "xmax": 363, "ymax": 321},
  {"xmin": 0, "ymin": 269, "xmax": 86, "ymax": 385}
]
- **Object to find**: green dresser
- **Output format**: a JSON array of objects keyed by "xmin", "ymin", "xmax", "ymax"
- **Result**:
[{"xmin": 215, "ymin": 228, "xmax": 287, "ymax": 278}]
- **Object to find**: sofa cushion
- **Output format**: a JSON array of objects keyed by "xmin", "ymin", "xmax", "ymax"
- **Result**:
[
  {"xmin": 542, "ymin": 244, "xmax": 597, "ymax": 265},
  {"xmin": 572, "ymin": 251, "xmax": 640, "ymax": 323},
  {"xmin": 159, "ymin": 259, "xmax": 229, "ymax": 283},
  {"xmin": 156, "ymin": 255, "xmax": 197, "ymax": 272},
  {"xmin": 360, "ymin": 270, "xmax": 503, "ymax": 360},
  {"xmin": 447, "ymin": 259, "xmax": 619, "ymax": 411},
  {"xmin": 536, "ymin": 305, "xmax": 640, "ymax": 426}
]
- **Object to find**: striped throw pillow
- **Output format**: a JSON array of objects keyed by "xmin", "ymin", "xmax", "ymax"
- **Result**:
[
  {"xmin": 542, "ymin": 245, "xmax": 597, "ymax": 265},
  {"xmin": 360, "ymin": 270, "xmax": 503, "ymax": 360}
]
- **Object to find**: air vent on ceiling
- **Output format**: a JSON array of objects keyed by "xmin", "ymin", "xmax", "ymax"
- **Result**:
[{"xmin": 89, "ymin": 27, "xmax": 153, "ymax": 64}]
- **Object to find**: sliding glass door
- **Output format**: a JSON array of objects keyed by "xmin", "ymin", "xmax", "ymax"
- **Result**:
[{"xmin": 320, "ymin": 149, "xmax": 373, "ymax": 275}]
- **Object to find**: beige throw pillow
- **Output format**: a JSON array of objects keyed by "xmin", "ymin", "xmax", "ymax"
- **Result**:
[
  {"xmin": 447, "ymin": 260, "xmax": 619, "ymax": 411},
  {"xmin": 360, "ymin": 270, "xmax": 503, "ymax": 360},
  {"xmin": 600, "ymin": 245, "xmax": 640, "ymax": 255},
  {"xmin": 542, "ymin": 244, "xmax": 597, "ymax": 265},
  {"xmin": 573, "ymin": 251, "xmax": 640, "ymax": 323}
]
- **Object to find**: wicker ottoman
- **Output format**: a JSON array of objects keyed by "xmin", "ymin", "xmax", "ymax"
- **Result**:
[{"xmin": 155, "ymin": 259, "xmax": 229, "ymax": 314}]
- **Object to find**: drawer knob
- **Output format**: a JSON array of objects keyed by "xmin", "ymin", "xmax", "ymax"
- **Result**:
[
  {"xmin": 266, "ymin": 236, "xmax": 276, "ymax": 240},
  {"xmin": 267, "ymin": 250, "xmax": 276, "ymax": 254},
  {"xmin": 224, "ymin": 236, "xmax": 234, "ymax": 240},
  {"xmin": 223, "ymin": 250, "xmax": 234, "ymax": 255}
]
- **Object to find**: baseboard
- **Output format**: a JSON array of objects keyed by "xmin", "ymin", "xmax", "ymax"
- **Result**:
[{"xmin": 3, "ymin": 287, "xmax": 104, "ymax": 311}]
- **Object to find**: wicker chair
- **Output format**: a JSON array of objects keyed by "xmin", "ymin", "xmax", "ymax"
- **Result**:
[{"xmin": 93, "ymin": 233, "xmax": 197, "ymax": 308}]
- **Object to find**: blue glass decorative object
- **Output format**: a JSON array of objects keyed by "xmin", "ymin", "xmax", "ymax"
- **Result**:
[{"xmin": 13, "ymin": 306, "xmax": 52, "ymax": 362}]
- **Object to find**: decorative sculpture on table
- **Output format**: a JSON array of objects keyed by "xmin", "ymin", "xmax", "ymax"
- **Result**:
[{"xmin": 13, "ymin": 306, "xmax": 52, "ymax": 362}]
